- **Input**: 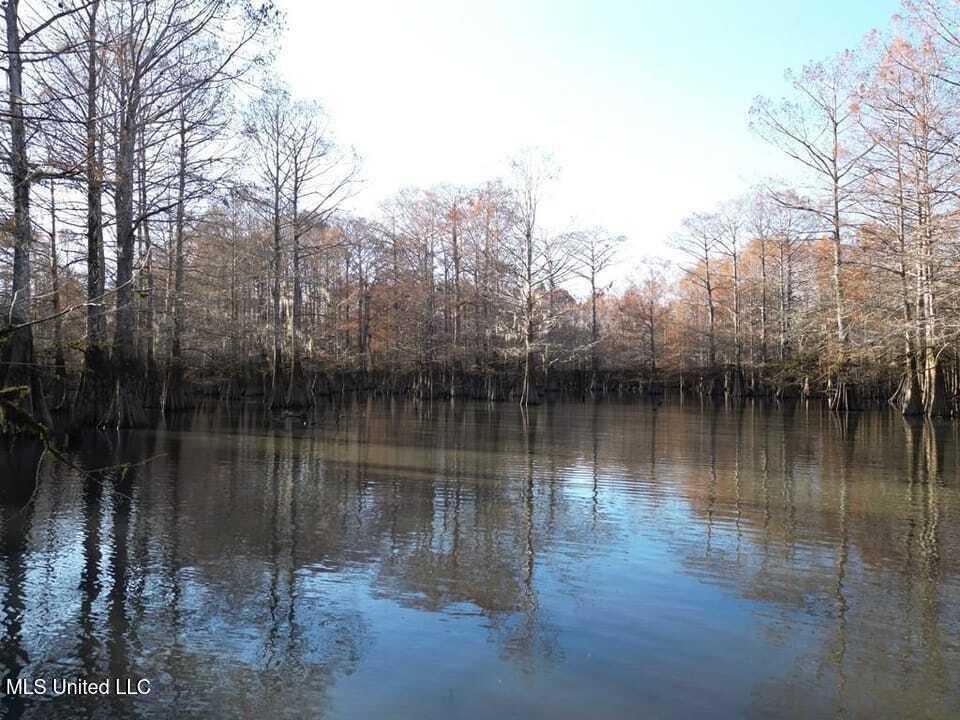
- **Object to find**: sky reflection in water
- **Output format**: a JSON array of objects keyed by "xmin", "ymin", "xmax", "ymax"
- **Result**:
[{"xmin": 1, "ymin": 399, "xmax": 958, "ymax": 719}]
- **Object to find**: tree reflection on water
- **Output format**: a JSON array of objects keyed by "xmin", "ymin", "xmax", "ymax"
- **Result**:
[{"xmin": 0, "ymin": 399, "xmax": 958, "ymax": 719}]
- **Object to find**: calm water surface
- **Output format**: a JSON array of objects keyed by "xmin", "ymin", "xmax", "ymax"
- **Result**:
[{"xmin": 1, "ymin": 399, "xmax": 958, "ymax": 719}]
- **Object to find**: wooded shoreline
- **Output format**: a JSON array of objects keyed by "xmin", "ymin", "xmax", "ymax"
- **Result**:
[
  {"xmin": 17, "ymin": 358, "xmax": 950, "ymax": 425},
  {"xmin": 6, "ymin": 1, "xmax": 960, "ymax": 436}
]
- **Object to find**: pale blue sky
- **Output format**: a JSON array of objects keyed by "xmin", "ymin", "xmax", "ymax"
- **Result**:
[{"xmin": 275, "ymin": 0, "xmax": 901, "ymax": 270}]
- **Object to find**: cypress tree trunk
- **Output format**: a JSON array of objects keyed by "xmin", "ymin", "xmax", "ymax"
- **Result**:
[
  {"xmin": 284, "ymin": 182, "xmax": 310, "ymax": 409},
  {"xmin": 48, "ymin": 181, "xmax": 67, "ymax": 409},
  {"xmin": 166, "ymin": 107, "xmax": 191, "ymax": 411},
  {"xmin": 270, "ymin": 174, "xmax": 283, "ymax": 408},
  {"xmin": 2, "ymin": 0, "xmax": 51, "ymax": 428},
  {"xmin": 103, "ymin": 73, "xmax": 146, "ymax": 428},
  {"xmin": 826, "ymin": 126, "xmax": 858, "ymax": 413},
  {"xmin": 74, "ymin": 0, "xmax": 111, "ymax": 428}
]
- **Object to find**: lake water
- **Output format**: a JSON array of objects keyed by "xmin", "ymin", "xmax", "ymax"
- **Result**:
[{"xmin": 1, "ymin": 399, "xmax": 958, "ymax": 719}]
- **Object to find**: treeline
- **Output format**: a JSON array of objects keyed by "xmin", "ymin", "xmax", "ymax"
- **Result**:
[
  {"xmin": 677, "ymin": 0, "xmax": 960, "ymax": 417},
  {"xmin": 3, "ymin": 0, "xmax": 960, "ymax": 429}
]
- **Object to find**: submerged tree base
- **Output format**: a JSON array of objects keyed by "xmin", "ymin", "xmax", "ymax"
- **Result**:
[
  {"xmin": 892, "ymin": 372, "xmax": 924, "ymax": 417},
  {"xmin": 10, "ymin": 355, "xmax": 960, "ymax": 434},
  {"xmin": 828, "ymin": 380, "xmax": 860, "ymax": 413},
  {"xmin": 161, "ymin": 362, "xmax": 194, "ymax": 414}
]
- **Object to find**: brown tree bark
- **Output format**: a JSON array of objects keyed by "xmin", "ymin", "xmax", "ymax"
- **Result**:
[
  {"xmin": 2, "ymin": 0, "xmax": 51, "ymax": 427},
  {"xmin": 73, "ymin": 0, "xmax": 110, "ymax": 428}
]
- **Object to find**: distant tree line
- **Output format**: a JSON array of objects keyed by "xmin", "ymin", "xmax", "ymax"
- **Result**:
[{"xmin": 4, "ymin": 0, "xmax": 960, "ymax": 429}]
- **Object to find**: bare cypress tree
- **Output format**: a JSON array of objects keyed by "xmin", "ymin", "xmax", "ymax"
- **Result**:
[
  {"xmin": 283, "ymin": 100, "xmax": 356, "ymax": 407},
  {"xmin": 571, "ymin": 227, "xmax": 622, "ymax": 391},
  {"xmin": 67, "ymin": 0, "xmax": 111, "ymax": 426},
  {"xmin": 672, "ymin": 211, "xmax": 721, "ymax": 393},
  {"xmin": 750, "ymin": 51, "xmax": 872, "ymax": 411},
  {"xmin": 96, "ymin": 0, "xmax": 273, "ymax": 424},
  {"xmin": 0, "ymin": 0, "xmax": 90, "ymax": 427},
  {"xmin": 717, "ymin": 198, "xmax": 745, "ymax": 396},
  {"xmin": 506, "ymin": 149, "xmax": 562, "ymax": 406},
  {"xmin": 859, "ymin": 38, "xmax": 926, "ymax": 416},
  {"xmin": 244, "ymin": 85, "xmax": 293, "ymax": 407},
  {"xmin": 164, "ymin": 36, "xmax": 251, "ymax": 410},
  {"xmin": 747, "ymin": 191, "xmax": 776, "ymax": 368}
]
